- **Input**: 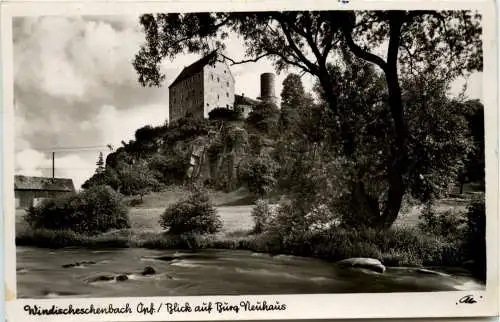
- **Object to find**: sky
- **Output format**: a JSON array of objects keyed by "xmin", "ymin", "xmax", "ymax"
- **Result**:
[{"xmin": 13, "ymin": 15, "xmax": 483, "ymax": 190}]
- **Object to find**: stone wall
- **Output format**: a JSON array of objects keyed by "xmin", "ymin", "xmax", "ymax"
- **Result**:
[
  {"xmin": 203, "ymin": 61, "xmax": 235, "ymax": 118},
  {"xmin": 169, "ymin": 70, "xmax": 205, "ymax": 122}
]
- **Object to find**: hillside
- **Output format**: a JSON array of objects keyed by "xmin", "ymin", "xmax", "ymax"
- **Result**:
[{"xmin": 82, "ymin": 103, "xmax": 281, "ymax": 199}]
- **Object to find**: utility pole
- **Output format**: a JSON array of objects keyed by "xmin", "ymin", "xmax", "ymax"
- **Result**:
[{"xmin": 52, "ymin": 152, "xmax": 55, "ymax": 179}]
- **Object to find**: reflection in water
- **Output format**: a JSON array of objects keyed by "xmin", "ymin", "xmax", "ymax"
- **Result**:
[{"xmin": 16, "ymin": 246, "xmax": 484, "ymax": 299}]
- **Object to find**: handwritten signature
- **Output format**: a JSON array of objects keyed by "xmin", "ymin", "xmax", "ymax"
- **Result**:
[{"xmin": 457, "ymin": 295, "xmax": 482, "ymax": 305}]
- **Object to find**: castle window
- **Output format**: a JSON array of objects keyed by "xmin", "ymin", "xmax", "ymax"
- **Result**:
[
  {"xmin": 211, "ymin": 74, "xmax": 214, "ymax": 80},
  {"xmin": 217, "ymin": 94, "xmax": 220, "ymax": 100},
  {"xmin": 226, "ymin": 81, "xmax": 229, "ymax": 87},
  {"xmin": 226, "ymin": 92, "xmax": 229, "ymax": 97},
  {"xmin": 224, "ymin": 70, "xmax": 227, "ymax": 74},
  {"xmin": 217, "ymin": 77, "xmax": 220, "ymax": 82}
]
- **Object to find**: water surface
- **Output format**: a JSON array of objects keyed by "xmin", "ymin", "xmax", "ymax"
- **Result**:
[{"xmin": 17, "ymin": 247, "xmax": 484, "ymax": 298}]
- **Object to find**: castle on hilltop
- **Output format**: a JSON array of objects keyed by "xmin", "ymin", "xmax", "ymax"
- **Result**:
[{"xmin": 168, "ymin": 50, "xmax": 277, "ymax": 123}]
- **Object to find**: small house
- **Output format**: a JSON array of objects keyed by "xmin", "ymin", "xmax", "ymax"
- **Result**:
[{"xmin": 14, "ymin": 175, "xmax": 76, "ymax": 209}]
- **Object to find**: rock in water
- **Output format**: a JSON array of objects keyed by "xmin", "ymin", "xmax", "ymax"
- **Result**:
[
  {"xmin": 155, "ymin": 256, "xmax": 176, "ymax": 262},
  {"xmin": 337, "ymin": 258, "xmax": 386, "ymax": 273},
  {"xmin": 62, "ymin": 261, "xmax": 96, "ymax": 268},
  {"xmin": 88, "ymin": 275, "xmax": 115, "ymax": 283},
  {"xmin": 142, "ymin": 266, "xmax": 156, "ymax": 276},
  {"xmin": 116, "ymin": 274, "xmax": 129, "ymax": 282}
]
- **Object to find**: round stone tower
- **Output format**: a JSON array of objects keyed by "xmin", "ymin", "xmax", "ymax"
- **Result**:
[{"xmin": 259, "ymin": 73, "xmax": 277, "ymax": 104}]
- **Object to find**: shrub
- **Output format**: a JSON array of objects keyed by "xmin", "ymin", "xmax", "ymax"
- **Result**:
[
  {"xmin": 251, "ymin": 199, "xmax": 274, "ymax": 233},
  {"xmin": 25, "ymin": 185, "xmax": 130, "ymax": 235},
  {"xmin": 15, "ymin": 228, "xmax": 130, "ymax": 248},
  {"xmin": 246, "ymin": 102, "xmax": 280, "ymax": 136},
  {"xmin": 159, "ymin": 191, "xmax": 222, "ymax": 236},
  {"xmin": 82, "ymin": 168, "xmax": 121, "ymax": 191},
  {"xmin": 148, "ymin": 153, "xmax": 187, "ymax": 185},
  {"xmin": 464, "ymin": 195, "xmax": 486, "ymax": 281},
  {"xmin": 208, "ymin": 107, "xmax": 242, "ymax": 121},
  {"xmin": 237, "ymin": 155, "xmax": 278, "ymax": 197},
  {"xmin": 418, "ymin": 202, "xmax": 466, "ymax": 239},
  {"xmin": 117, "ymin": 161, "xmax": 161, "ymax": 199}
]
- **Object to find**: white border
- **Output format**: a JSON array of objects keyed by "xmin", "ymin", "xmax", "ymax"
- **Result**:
[{"xmin": 2, "ymin": 0, "xmax": 499, "ymax": 321}]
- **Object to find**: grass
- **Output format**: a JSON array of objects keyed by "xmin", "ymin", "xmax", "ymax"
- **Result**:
[
  {"xmin": 16, "ymin": 188, "xmax": 467, "ymax": 241},
  {"xmin": 130, "ymin": 186, "xmax": 253, "ymax": 209}
]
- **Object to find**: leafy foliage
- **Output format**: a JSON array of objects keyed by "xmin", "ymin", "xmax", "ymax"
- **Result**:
[
  {"xmin": 460, "ymin": 100, "xmax": 485, "ymax": 188},
  {"xmin": 464, "ymin": 195, "xmax": 486, "ymax": 280},
  {"xmin": 251, "ymin": 199, "xmax": 274, "ymax": 233},
  {"xmin": 403, "ymin": 76, "xmax": 473, "ymax": 201},
  {"xmin": 238, "ymin": 154, "xmax": 278, "ymax": 197},
  {"xmin": 82, "ymin": 167, "xmax": 121, "ymax": 191},
  {"xmin": 163, "ymin": 117, "xmax": 212, "ymax": 146},
  {"xmin": 25, "ymin": 186, "xmax": 130, "ymax": 235},
  {"xmin": 418, "ymin": 202, "xmax": 466, "ymax": 239},
  {"xmin": 148, "ymin": 152, "xmax": 187, "ymax": 185},
  {"xmin": 279, "ymin": 74, "xmax": 315, "ymax": 133},
  {"xmin": 246, "ymin": 102, "xmax": 280, "ymax": 137},
  {"xmin": 117, "ymin": 161, "xmax": 162, "ymax": 198},
  {"xmin": 208, "ymin": 107, "xmax": 242, "ymax": 121},
  {"xmin": 160, "ymin": 190, "xmax": 222, "ymax": 235}
]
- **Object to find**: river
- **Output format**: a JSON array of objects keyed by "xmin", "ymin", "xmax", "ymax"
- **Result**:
[{"xmin": 16, "ymin": 246, "xmax": 484, "ymax": 298}]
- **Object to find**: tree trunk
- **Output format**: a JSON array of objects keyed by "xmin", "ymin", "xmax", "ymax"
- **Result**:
[
  {"xmin": 347, "ymin": 181, "xmax": 380, "ymax": 227},
  {"xmin": 375, "ymin": 28, "xmax": 407, "ymax": 228}
]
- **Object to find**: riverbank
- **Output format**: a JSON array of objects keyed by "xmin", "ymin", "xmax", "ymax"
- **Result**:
[{"xmin": 16, "ymin": 223, "xmax": 467, "ymax": 269}]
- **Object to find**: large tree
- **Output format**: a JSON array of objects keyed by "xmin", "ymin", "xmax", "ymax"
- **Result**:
[{"xmin": 133, "ymin": 10, "xmax": 482, "ymax": 228}]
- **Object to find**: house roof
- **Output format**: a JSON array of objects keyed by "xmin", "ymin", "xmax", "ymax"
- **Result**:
[
  {"xmin": 235, "ymin": 94, "xmax": 259, "ymax": 106},
  {"xmin": 169, "ymin": 50, "xmax": 219, "ymax": 88},
  {"xmin": 14, "ymin": 175, "xmax": 75, "ymax": 192}
]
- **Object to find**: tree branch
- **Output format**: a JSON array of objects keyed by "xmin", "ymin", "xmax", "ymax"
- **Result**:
[
  {"xmin": 274, "ymin": 14, "xmax": 320, "ymax": 75},
  {"xmin": 341, "ymin": 25, "xmax": 387, "ymax": 72},
  {"xmin": 219, "ymin": 53, "xmax": 272, "ymax": 65},
  {"xmin": 285, "ymin": 13, "xmax": 327, "ymax": 66}
]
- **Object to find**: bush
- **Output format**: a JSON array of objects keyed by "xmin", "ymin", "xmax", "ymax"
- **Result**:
[
  {"xmin": 148, "ymin": 153, "xmax": 187, "ymax": 185},
  {"xmin": 238, "ymin": 155, "xmax": 278, "ymax": 197},
  {"xmin": 259, "ymin": 225, "xmax": 462, "ymax": 267},
  {"xmin": 25, "ymin": 185, "xmax": 130, "ymax": 235},
  {"xmin": 418, "ymin": 202, "xmax": 466, "ymax": 239},
  {"xmin": 464, "ymin": 196, "xmax": 486, "ymax": 281},
  {"xmin": 251, "ymin": 199, "xmax": 274, "ymax": 233},
  {"xmin": 208, "ymin": 107, "xmax": 242, "ymax": 121},
  {"xmin": 246, "ymin": 102, "xmax": 280, "ymax": 136},
  {"xmin": 159, "ymin": 191, "xmax": 222, "ymax": 236}
]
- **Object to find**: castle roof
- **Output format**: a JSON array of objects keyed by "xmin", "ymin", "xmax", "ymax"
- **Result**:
[
  {"xmin": 14, "ymin": 175, "xmax": 75, "ymax": 192},
  {"xmin": 234, "ymin": 94, "xmax": 259, "ymax": 106},
  {"xmin": 169, "ymin": 50, "xmax": 219, "ymax": 88}
]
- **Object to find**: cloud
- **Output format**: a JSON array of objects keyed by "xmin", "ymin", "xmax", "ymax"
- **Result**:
[
  {"xmin": 94, "ymin": 104, "xmax": 168, "ymax": 148},
  {"xmin": 14, "ymin": 16, "xmax": 144, "ymax": 103}
]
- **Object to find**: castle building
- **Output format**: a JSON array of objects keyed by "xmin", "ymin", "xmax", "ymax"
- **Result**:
[
  {"xmin": 169, "ymin": 51, "xmax": 235, "ymax": 122},
  {"xmin": 168, "ymin": 50, "xmax": 277, "ymax": 123}
]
